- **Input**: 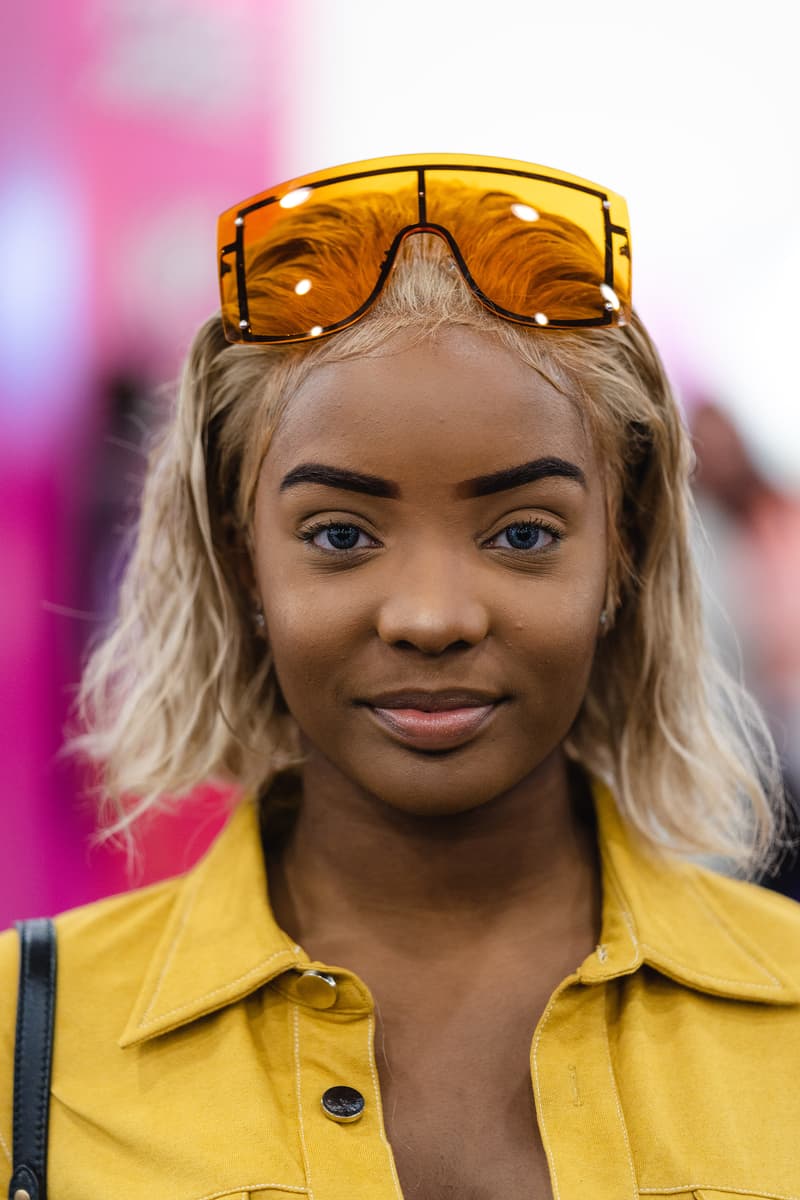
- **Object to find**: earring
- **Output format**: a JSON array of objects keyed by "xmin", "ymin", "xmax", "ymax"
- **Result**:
[
  {"xmin": 254, "ymin": 607, "xmax": 265, "ymax": 630},
  {"xmin": 599, "ymin": 608, "xmax": 608, "ymax": 629}
]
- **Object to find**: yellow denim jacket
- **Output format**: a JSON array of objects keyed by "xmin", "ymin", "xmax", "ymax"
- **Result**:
[{"xmin": 2, "ymin": 778, "xmax": 800, "ymax": 1200}]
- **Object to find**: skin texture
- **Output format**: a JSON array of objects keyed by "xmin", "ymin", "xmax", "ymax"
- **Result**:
[{"xmin": 250, "ymin": 324, "xmax": 608, "ymax": 1199}]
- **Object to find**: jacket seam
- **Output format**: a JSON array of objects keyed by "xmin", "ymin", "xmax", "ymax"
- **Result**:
[
  {"xmin": 193, "ymin": 1186, "xmax": 309, "ymax": 1199},
  {"xmin": 602, "ymin": 991, "xmax": 638, "ymax": 1200},
  {"xmin": 139, "ymin": 870, "xmax": 204, "ymax": 1025},
  {"xmin": 638, "ymin": 943, "xmax": 783, "ymax": 992},
  {"xmin": 531, "ymin": 980, "xmax": 572, "ymax": 1200},
  {"xmin": 639, "ymin": 1186, "xmax": 800, "ymax": 1199},
  {"xmin": 292, "ymin": 1003, "xmax": 315, "ymax": 1200},
  {"xmin": 136, "ymin": 949, "xmax": 292, "ymax": 1029}
]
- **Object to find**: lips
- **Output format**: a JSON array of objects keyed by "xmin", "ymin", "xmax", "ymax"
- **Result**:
[{"xmin": 365, "ymin": 701, "xmax": 503, "ymax": 749}]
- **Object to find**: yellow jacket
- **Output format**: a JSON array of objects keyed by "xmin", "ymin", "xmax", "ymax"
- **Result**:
[{"xmin": 2, "ymin": 779, "xmax": 800, "ymax": 1200}]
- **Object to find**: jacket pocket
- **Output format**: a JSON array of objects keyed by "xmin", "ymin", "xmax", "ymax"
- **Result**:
[
  {"xmin": 692, "ymin": 1191, "xmax": 797, "ymax": 1199},
  {"xmin": 248, "ymin": 1192, "xmax": 309, "ymax": 1199},
  {"xmin": 193, "ymin": 1189, "xmax": 308, "ymax": 1200},
  {"xmin": 247, "ymin": 1191, "xmax": 309, "ymax": 1199}
]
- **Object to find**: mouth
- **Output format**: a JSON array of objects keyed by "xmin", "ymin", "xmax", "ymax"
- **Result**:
[{"xmin": 364, "ymin": 701, "xmax": 504, "ymax": 750}]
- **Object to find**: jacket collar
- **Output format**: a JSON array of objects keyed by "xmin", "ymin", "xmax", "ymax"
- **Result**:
[
  {"xmin": 581, "ymin": 779, "xmax": 800, "ymax": 1004},
  {"xmin": 119, "ymin": 794, "xmax": 303, "ymax": 1047},
  {"xmin": 121, "ymin": 774, "xmax": 800, "ymax": 1046}
]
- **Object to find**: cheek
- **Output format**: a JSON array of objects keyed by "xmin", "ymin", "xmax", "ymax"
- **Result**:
[
  {"xmin": 259, "ymin": 584, "xmax": 358, "ymax": 712},
  {"xmin": 503, "ymin": 555, "xmax": 606, "ymax": 715},
  {"xmin": 523, "ymin": 592, "xmax": 599, "ymax": 680}
]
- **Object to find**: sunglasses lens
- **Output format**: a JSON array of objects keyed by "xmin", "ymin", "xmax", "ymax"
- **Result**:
[
  {"xmin": 220, "ymin": 170, "xmax": 420, "ymax": 341},
  {"xmin": 425, "ymin": 169, "xmax": 631, "ymax": 326},
  {"xmin": 219, "ymin": 159, "xmax": 632, "ymax": 341}
]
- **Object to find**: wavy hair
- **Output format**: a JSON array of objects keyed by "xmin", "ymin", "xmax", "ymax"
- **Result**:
[{"xmin": 64, "ymin": 183, "xmax": 790, "ymax": 880}]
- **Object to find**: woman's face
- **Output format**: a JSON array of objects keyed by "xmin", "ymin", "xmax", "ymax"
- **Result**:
[{"xmin": 251, "ymin": 324, "xmax": 608, "ymax": 817}]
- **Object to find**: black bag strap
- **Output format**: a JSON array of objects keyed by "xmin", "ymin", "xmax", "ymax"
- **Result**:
[{"xmin": 7, "ymin": 918, "xmax": 57, "ymax": 1200}]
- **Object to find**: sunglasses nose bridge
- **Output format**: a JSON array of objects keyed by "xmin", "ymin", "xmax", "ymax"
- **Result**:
[{"xmin": 392, "ymin": 222, "xmax": 460, "ymax": 270}]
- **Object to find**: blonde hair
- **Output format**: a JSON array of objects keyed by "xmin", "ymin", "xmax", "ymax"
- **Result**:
[{"xmin": 65, "ymin": 184, "xmax": 791, "ymax": 880}]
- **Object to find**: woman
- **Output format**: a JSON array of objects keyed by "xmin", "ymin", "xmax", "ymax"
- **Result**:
[{"xmin": 3, "ymin": 153, "xmax": 800, "ymax": 1200}]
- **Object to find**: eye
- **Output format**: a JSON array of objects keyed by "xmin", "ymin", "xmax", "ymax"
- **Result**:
[
  {"xmin": 298, "ymin": 521, "xmax": 376, "ymax": 552},
  {"xmin": 487, "ymin": 520, "xmax": 561, "ymax": 552}
]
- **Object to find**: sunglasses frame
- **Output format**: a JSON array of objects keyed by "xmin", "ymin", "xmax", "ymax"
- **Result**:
[{"xmin": 217, "ymin": 153, "xmax": 632, "ymax": 344}]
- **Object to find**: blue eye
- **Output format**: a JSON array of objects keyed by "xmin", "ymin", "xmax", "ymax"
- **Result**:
[
  {"xmin": 488, "ymin": 522, "xmax": 559, "ymax": 551},
  {"xmin": 298, "ymin": 519, "xmax": 562, "ymax": 555},
  {"xmin": 299, "ymin": 522, "xmax": 369, "ymax": 552}
]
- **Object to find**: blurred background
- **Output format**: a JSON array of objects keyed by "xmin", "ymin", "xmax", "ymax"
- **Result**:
[{"xmin": 1, "ymin": 0, "xmax": 798, "ymax": 928}]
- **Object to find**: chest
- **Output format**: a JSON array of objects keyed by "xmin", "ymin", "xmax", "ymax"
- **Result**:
[{"xmin": 374, "ymin": 1005, "xmax": 554, "ymax": 1200}]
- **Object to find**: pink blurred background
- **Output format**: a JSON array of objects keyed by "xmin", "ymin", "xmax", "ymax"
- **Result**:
[
  {"xmin": 0, "ymin": 0, "xmax": 293, "ymax": 925},
  {"xmin": 2, "ymin": 1, "xmax": 799, "ymax": 929}
]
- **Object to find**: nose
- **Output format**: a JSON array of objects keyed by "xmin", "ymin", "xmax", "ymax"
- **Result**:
[{"xmin": 374, "ymin": 546, "xmax": 491, "ymax": 653}]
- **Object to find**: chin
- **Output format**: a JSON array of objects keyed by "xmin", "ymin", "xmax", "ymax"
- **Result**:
[
  {"xmin": 380, "ymin": 792, "xmax": 494, "ymax": 819},
  {"xmin": 357, "ymin": 762, "xmax": 528, "ymax": 821}
]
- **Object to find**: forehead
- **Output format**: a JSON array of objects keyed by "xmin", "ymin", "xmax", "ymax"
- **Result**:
[{"xmin": 262, "ymin": 326, "xmax": 595, "ymax": 491}]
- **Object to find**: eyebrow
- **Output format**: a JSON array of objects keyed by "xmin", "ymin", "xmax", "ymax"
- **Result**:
[{"xmin": 279, "ymin": 456, "xmax": 586, "ymax": 500}]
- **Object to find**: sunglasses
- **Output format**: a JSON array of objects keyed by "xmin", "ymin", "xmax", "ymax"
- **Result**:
[{"xmin": 217, "ymin": 152, "xmax": 632, "ymax": 345}]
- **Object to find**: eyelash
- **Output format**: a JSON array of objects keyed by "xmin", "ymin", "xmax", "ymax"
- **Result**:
[{"xmin": 297, "ymin": 517, "xmax": 563, "ymax": 556}]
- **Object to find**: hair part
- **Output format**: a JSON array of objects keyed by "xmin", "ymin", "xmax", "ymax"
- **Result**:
[{"xmin": 64, "ymin": 219, "xmax": 791, "ymax": 881}]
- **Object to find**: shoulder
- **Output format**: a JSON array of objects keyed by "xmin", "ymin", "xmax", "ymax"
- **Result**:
[
  {"xmin": 0, "ymin": 878, "xmax": 183, "ymax": 1056},
  {"xmin": 0, "ymin": 873, "xmax": 185, "ymax": 1167}
]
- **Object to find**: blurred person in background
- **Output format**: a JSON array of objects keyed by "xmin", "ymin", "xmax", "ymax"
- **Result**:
[
  {"xmin": 3, "ymin": 154, "xmax": 800, "ymax": 1199},
  {"xmin": 691, "ymin": 400, "xmax": 800, "ymax": 898}
]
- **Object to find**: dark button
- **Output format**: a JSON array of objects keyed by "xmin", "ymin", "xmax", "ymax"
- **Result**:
[{"xmin": 321, "ymin": 1085, "xmax": 365, "ymax": 1123}]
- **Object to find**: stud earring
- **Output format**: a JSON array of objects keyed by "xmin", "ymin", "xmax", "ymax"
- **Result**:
[
  {"xmin": 254, "ymin": 607, "xmax": 265, "ymax": 630},
  {"xmin": 599, "ymin": 608, "xmax": 608, "ymax": 629}
]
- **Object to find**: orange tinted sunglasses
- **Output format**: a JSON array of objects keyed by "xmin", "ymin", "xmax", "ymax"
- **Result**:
[{"xmin": 217, "ymin": 152, "xmax": 632, "ymax": 344}]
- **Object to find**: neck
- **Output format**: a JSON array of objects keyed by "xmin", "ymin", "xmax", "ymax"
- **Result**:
[{"xmin": 263, "ymin": 751, "xmax": 603, "ymax": 965}]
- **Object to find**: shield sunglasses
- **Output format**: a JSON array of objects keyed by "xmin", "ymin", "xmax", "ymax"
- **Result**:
[{"xmin": 217, "ymin": 152, "xmax": 632, "ymax": 345}]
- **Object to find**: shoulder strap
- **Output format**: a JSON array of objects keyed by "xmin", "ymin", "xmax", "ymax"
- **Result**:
[{"xmin": 7, "ymin": 918, "xmax": 57, "ymax": 1200}]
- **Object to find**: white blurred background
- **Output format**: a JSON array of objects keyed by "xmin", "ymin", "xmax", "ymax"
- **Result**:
[{"xmin": 288, "ymin": 0, "xmax": 800, "ymax": 485}]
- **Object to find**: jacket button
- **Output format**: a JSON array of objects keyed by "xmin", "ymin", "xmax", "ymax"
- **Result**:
[
  {"xmin": 321, "ymin": 1085, "xmax": 365, "ymax": 1123},
  {"xmin": 296, "ymin": 969, "xmax": 338, "ymax": 1009}
]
